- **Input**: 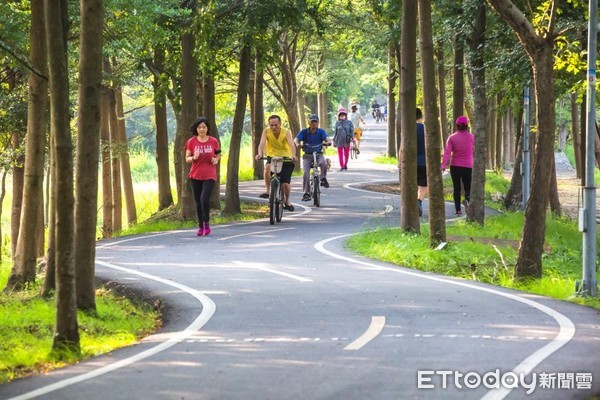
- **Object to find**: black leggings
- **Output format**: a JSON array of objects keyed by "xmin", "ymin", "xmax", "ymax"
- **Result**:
[
  {"xmin": 189, "ymin": 178, "xmax": 215, "ymax": 225},
  {"xmin": 450, "ymin": 166, "xmax": 472, "ymax": 212}
]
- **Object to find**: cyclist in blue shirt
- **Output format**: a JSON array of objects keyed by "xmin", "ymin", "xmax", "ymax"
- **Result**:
[{"xmin": 294, "ymin": 114, "xmax": 332, "ymax": 201}]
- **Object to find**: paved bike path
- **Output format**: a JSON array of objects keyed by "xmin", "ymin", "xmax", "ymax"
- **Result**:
[{"xmin": 1, "ymin": 124, "xmax": 598, "ymax": 400}]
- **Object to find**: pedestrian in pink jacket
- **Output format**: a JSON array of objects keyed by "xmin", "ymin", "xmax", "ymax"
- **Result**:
[{"xmin": 441, "ymin": 116, "xmax": 474, "ymax": 215}]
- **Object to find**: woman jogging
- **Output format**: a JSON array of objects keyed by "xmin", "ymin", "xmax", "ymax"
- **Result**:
[{"xmin": 441, "ymin": 116, "xmax": 474, "ymax": 216}]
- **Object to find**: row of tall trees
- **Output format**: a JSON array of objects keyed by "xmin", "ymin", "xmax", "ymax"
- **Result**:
[{"xmin": 0, "ymin": 0, "xmax": 596, "ymax": 354}]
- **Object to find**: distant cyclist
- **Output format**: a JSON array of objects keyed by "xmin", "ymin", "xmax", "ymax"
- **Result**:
[
  {"xmin": 294, "ymin": 114, "xmax": 332, "ymax": 201},
  {"xmin": 255, "ymin": 115, "xmax": 298, "ymax": 211}
]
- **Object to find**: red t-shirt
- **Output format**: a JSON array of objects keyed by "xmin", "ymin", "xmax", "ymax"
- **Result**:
[{"xmin": 185, "ymin": 135, "xmax": 220, "ymax": 181}]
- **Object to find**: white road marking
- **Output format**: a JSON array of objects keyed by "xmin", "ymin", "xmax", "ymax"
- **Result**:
[
  {"xmin": 231, "ymin": 261, "xmax": 313, "ymax": 282},
  {"xmin": 314, "ymin": 233, "xmax": 576, "ymax": 400},
  {"xmin": 218, "ymin": 227, "xmax": 294, "ymax": 241},
  {"xmin": 7, "ymin": 261, "xmax": 216, "ymax": 400},
  {"xmin": 344, "ymin": 316, "xmax": 386, "ymax": 350}
]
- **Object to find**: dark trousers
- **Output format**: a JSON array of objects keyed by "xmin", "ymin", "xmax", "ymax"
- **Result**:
[
  {"xmin": 189, "ymin": 178, "xmax": 215, "ymax": 225},
  {"xmin": 450, "ymin": 166, "xmax": 472, "ymax": 212}
]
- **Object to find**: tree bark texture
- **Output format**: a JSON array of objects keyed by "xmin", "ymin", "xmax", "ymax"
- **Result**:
[
  {"xmin": 252, "ymin": 54, "xmax": 265, "ymax": 180},
  {"xmin": 75, "ymin": 0, "xmax": 104, "ymax": 312},
  {"xmin": 107, "ymin": 87, "xmax": 122, "ymax": 232},
  {"xmin": 452, "ymin": 34, "xmax": 464, "ymax": 121},
  {"xmin": 223, "ymin": 45, "xmax": 252, "ymax": 215},
  {"xmin": 100, "ymin": 90, "xmax": 113, "ymax": 237},
  {"xmin": 387, "ymin": 42, "xmax": 397, "ymax": 158},
  {"xmin": 435, "ymin": 46, "xmax": 449, "ymax": 146},
  {"xmin": 114, "ymin": 83, "xmax": 137, "ymax": 224},
  {"xmin": 400, "ymin": 0, "xmax": 419, "ymax": 233},
  {"xmin": 6, "ymin": 0, "xmax": 48, "ymax": 291},
  {"xmin": 418, "ymin": 0, "xmax": 446, "ymax": 245},
  {"xmin": 571, "ymin": 92, "xmax": 581, "ymax": 179},
  {"xmin": 45, "ymin": 0, "xmax": 80, "ymax": 353},
  {"xmin": 466, "ymin": 0, "xmax": 488, "ymax": 225},
  {"xmin": 153, "ymin": 46, "xmax": 174, "ymax": 211},
  {"xmin": 504, "ymin": 106, "xmax": 524, "ymax": 210},
  {"xmin": 178, "ymin": 31, "xmax": 196, "ymax": 221}
]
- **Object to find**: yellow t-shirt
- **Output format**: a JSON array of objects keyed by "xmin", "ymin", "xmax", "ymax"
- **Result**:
[{"xmin": 266, "ymin": 128, "xmax": 292, "ymax": 157}]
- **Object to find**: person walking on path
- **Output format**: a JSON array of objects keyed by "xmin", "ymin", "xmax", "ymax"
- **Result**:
[
  {"xmin": 295, "ymin": 114, "xmax": 332, "ymax": 201},
  {"xmin": 255, "ymin": 114, "xmax": 298, "ymax": 211},
  {"xmin": 349, "ymin": 104, "xmax": 366, "ymax": 152},
  {"xmin": 185, "ymin": 117, "xmax": 221, "ymax": 236},
  {"xmin": 416, "ymin": 108, "xmax": 427, "ymax": 217},
  {"xmin": 332, "ymin": 108, "xmax": 355, "ymax": 171},
  {"xmin": 441, "ymin": 116, "xmax": 474, "ymax": 216}
]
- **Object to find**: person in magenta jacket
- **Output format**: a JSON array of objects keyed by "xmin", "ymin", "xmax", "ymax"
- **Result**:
[{"xmin": 441, "ymin": 116, "xmax": 474, "ymax": 216}]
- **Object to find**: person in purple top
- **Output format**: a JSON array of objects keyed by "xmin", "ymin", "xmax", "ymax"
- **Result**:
[{"xmin": 441, "ymin": 116, "xmax": 474, "ymax": 216}]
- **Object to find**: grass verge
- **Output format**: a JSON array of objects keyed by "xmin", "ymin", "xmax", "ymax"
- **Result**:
[
  {"xmin": 0, "ymin": 274, "xmax": 160, "ymax": 384},
  {"xmin": 348, "ymin": 212, "xmax": 600, "ymax": 310}
]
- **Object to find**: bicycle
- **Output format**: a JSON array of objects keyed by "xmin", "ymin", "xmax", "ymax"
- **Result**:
[
  {"xmin": 260, "ymin": 156, "xmax": 289, "ymax": 225},
  {"xmin": 303, "ymin": 143, "xmax": 329, "ymax": 207}
]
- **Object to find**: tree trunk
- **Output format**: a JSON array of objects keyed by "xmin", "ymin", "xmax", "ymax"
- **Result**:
[
  {"xmin": 387, "ymin": 42, "xmax": 397, "ymax": 158},
  {"xmin": 0, "ymin": 171, "xmax": 7, "ymax": 262},
  {"xmin": 435, "ymin": 45, "xmax": 449, "ymax": 146},
  {"xmin": 178, "ymin": 31, "xmax": 196, "ymax": 221},
  {"xmin": 75, "ymin": 0, "xmax": 103, "ymax": 312},
  {"xmin": 223, "ymin": 45, "xmax": 251, "ymax": 215},
  {"xmin": 466, "ymin": 0, "xmax": 487, "ymax": 225},
  {"xmin": 452, "ymin": 34, "xmax": 464, "ymax": 120},
  {"xmin": 495, "ymin": 98, "xmax": 503, "ymax": 170},
  {"xmin": 571, "ymin": 92, "xmax": 581, "ymax": 179},
  {"xmin": 107, "ymin": 87, "xmax": 122, "ymax": 232},
  {"xmin": 114, "ymin": 83, "xmax": 137, "ymax": 224},
  {"xmin": 6, "ymin": 0, "xmax": 48, "ymax": 291},
  {"xmin": 516, "ymin": 48, "xmax": 556, "ymax": 278},
  {"xmin": 45, "ymin": 0, "xmax": 80, "ymax": 353},
  {"xmin": 400, "ymin": 0, "xmax": 419, "ymax": 233},
  {"xmin": 100, "ymin": 89, "xmax": 113, "ymax": 237},
  {"xmin": 10, "ymin": 137, "xmax": 24, "ymax": 260},
  {"xmin": 504, "ymin": 106, "xmax": 524, "ymax": 210},
  {"xmin": 42, "ymin": 131, "xmax": 56, "ymax": 297},
  {"xmin": 488, "ymin": 97, "xmax": 497, "ymax": 170},
  {"xmin": 153, "ymin": 47, "xmax": 174, "ymax": 211},
  {"xmin": 252, "ymin": 54, "xmax": 265, "ymax": 180},
  {"xmin": 419, "ymin": 0, "xmax": 446, "ymax": 245},
  {"xmin": 548, "ymin": 156, "xmax": 561, "ymax": 216},
  {"xmin": 201, "ymin": 75, "xmax": 221, "ymax": 211},
  {"xmin": 317, "ymin": 52, "xmax": 329, "ymax": 129}
]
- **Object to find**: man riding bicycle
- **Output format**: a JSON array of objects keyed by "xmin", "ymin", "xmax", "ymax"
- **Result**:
[
  {"xmin": 256, "ymin": 115, "xmax": 297, "ymax": 211},
  {"xmin": 294, "ymin": 114, "xmax": 331, "ymax": 202}
]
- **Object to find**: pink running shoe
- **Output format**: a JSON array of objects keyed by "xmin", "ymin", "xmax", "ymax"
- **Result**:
[
  {"xmin": 203, "ymin": 222, "xmax": 211, "ymax": 236},
  {"xmin": 196, "ymin": 227, "xmax": 204, "ymax": 236}
]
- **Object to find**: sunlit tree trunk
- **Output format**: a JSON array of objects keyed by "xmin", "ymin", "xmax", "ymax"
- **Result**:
[
  {"xmin": 107, "ymin": 86, "xmax": 122, "ymax": 232},
  {"xmin": 178, "ymin": 30, "xmax": 196, "ymax": 221},
  {"xmin": 488, "ymin": 0, "xmax": 558, "ymax": 278},
  {"xmin": 6, "ymin": 0, "xmax": 47, "ymax": 291},
  {"xmin": 251, "ymin": 53, "xmax": 265, "ymax": 180},
  {"xmin": 114, "ymin": 82, "xmax": 136, "ymax": 225},
  {"xmin": 452, "ymin": 34, "xmax": 464, "ymax": 120},
  {"xmin": 100, "ymin": 90, "xmax": 113, "ymax": 237},
  {"xmin": 153, "ymin": 46, "xmax": 174, "ymax": 211},
  {"xmin": 223, "ymin": 44, "xmax": 251, "ymax": 215},
  {"xmin": 419, "ymin": 0, "xmax": 445, "ymax": 245},
  {"xmin": 466, "ymin": 0, "xmax": 488, "ymax": 225},
  {"xmin": 436, "ymin": 45, "xmax": 449, "ymax": 145},
  {"xmin": 45, "ymin": 0, "xmax": 80, "ymax": 354},
  {"xmin": 400, "ymin": 0, "xmax": 419, "ymax": 233},
  {"xmin": 75, "ymin": 0, "xmax": 104, "ymax": 312}
]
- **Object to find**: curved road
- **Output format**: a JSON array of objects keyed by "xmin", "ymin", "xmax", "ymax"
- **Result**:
[{"xmin": 2, "ymin": 122, "xmax": 599, "ymax": 400}]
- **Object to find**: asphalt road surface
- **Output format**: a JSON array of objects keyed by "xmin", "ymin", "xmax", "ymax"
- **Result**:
[{"xmin": 2, "ymin": 121, "xmax": 599, "ymax": 400}]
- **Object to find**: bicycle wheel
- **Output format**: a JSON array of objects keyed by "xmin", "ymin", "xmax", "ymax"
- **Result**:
[
  {"xmin": 269, "ymin": 179, "xmax": 279, "ymax": 225},
  {"xmin": 276, "ymin": 184, "xmax": 284, "ymax": 222},
  {"xmin": 313, "ymin": 175, "xmax": 320, "ymax": 207}
]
